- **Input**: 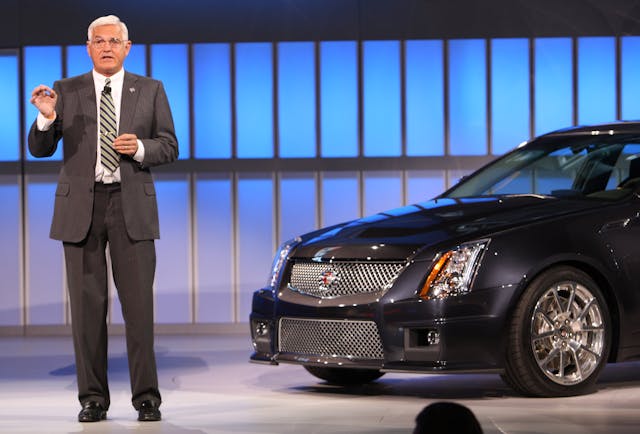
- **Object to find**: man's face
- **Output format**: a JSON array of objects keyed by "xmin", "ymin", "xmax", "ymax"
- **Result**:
[{"xmin": 86, "ymin": 24, "xmax": 131, "ymax": 76}]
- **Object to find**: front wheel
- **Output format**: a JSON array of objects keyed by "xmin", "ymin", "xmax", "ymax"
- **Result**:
[
  {"xmin": 304, "ymin": 366, "xmax": 385, "ymax": 385},
  {"xmin": 503, "ymin": 266, "xmax": 611, "ymax": 397}
]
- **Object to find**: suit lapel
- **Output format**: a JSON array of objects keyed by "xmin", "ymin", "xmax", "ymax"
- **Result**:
[{"xmin": 120, "ymin": 73, "xmax": 140, "ymax": 135}]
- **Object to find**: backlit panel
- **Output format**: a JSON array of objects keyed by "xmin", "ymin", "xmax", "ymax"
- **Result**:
[
  {"xmin": 622, "ymin": 36, "xmax": 640, "ymax": 120},
  {"xmin": 236, "ymin": 43, "xmax": 274, "ymax": 158},
  {"xmin": 193, "ymin": 43, "xmax": 232, "ymax": 158},
  {"xmin": 154, "ymin": 177, "xmax": 191, "ymax": 323},
  {"xmin": 405, "ymin": 40, "xmax": 444, "ymax": 156},
  {"xmin": 0, "ymin": 53, "xmax": 19, "ymax": 161},
  {"xmin": 577, "ymin": 37, "xmax": 616, "ymax": 125},
  {"xmin": 65, "ymin": 45, "xmax": 92, "ymax": 77},
  {"xmin": 278, "ymin": 42, "xmax": 316, "ymax": 158},
  {"xmin": 125, "ymin": 45, "xmax": 147, "ymax": 76},
  {"xmin": 449, "ymin": 39, "xmax": 487, "ymax": 155},
  {"xmin": 534, "ymin": 38, "xmax": 573, "ymax": 135},
  {"xmin": 407, "ymin": 170, "xmax": 447, "ymax": 204},
  {"xmin": 26, "ymin": 177, "xmax": 63, "ymax": 325},
  {"xmin": 363, "ymin": 41, "xmax": 401, "ymax": 157},
  {"xmin": 363, "ymin": 171, "xmax": 403, "ymax": 215},
  {"xmin": 321, "ymin": 172, "xmax": 360, "ymax": 227},
  {"xmin": 238, "ymin": 175, "xmax": 274, "ymax": 320},
  {"xmin": 195, "ymin": 175, "xmax": 233, "ymax": 322},
  {"xmin": 24, "ymin": 46, "xmax": 63, "ymax": 161},
  {"xmin": 0, "ymin": 177, "xmax": 20, "ymax": 325},
  {"xmin": 491, "ymin": 38, "xmax": 530, "ymax": 154},
  {"xmin": 280, "ymin": 173, "xmax": 317, "ymax": 242},
  {"xmin": 320, "ymin": 41, "xmax": 358, "ymax": 157},
  {"xmin": 151, "ymin": 44, "xmax": 190, "ymax": 159}
]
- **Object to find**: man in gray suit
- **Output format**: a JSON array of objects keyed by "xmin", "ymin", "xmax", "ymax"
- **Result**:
[{"xmin": 28, "ymin": 15, "xmax": 178, "ymax": 423}]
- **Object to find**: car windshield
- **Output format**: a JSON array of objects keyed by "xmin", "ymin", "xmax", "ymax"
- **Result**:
[{"xmin": 443, "ymin": 135, "xmax": 640, "ymax": 200}]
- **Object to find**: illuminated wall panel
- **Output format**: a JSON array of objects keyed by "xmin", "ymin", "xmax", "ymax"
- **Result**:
[
  {"xmin": 622, "ymin": 37, "xmax": 640, "ymax": 120},
  {"xmin": 278, "ymin": 42, "xmax": 316, "ymax": 158},
  {"xmin": 151, "ymin": 44, "xmax": 190, "ymax": 159},
  {"xmin": 0, "ymin": 177, "xmax": 20, "ymax": 325},
  {"xmin": 26, "ymin": 177, "xmax": 64, "ymax": 325},
  {"xmin": 24, "ymin": 46, "xmax": 63, "ymax": 161},
  {"xmin": 154, "ymin": 177, "xmax": 191, "ymax": 323},
  {"xmin": 407, "ymin": 170, "xmax": 446, "ymax": 204},
  {"xmin": 320, "ymin": 41, "xmax": 358, "ymax": 157},
  {"xmin": 0, "ymin": 53, "xmax": 19, "ymax": 161},
  {"xmin": 321, "ymin": 172, "xmax": 360, "ymax": 227},
  {"xmin": 364, "ymin": 171, "xmax": 402, "ymax": 215},
  {"xmin": 237, "ymin": 175, "xmax": 274, "ymax": 320},
  {"xmin": 449, "ymin": 39, "xmax": 487, "ymax": 155},
  {"xmin": 363, "ymin": 41, "xmax": 401, "ymax": 156},
  {"xmin": 405, "ymin": 40, "xmax": 444, "ymax": 156},
  {"xmin": 66, "ymin": 45, "xmax": 92, "ymax": 77},
  {"xmin": 236, "ymin": 43, "xmax": 273, "ymax": 158},
  {"xmin": 195, "ymin": 175, "xmax": 233, "ymax": 323},
  {"xmin": 491, "ymin": 38, "xmax": 530, "ymax": 154},
  {"xmin": 280, "ymin": 173, "xmax": 317, "ymax": 242},
  {"xmin": 578, "ymin": 37, "xmax": 616, "ymax": 125},
  {"xmin": 535, "ymin": 38, "xmax": 573, "ymax": 135},
  {"xmin": 125, "ymin": 45, "xmax": 147, "ymax": 76},
  {"xmin": 193, "ymin": 43, "xmax": 232, "ymax": 159}
]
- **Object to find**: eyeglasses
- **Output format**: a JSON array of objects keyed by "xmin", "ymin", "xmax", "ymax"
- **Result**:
[{"xmin": 90, "ymin": 38, "xmax": 125, "ymax": 49}]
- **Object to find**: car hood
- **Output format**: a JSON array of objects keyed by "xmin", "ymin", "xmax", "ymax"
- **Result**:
[{"xmin": 293, "ymin": 195, "xmax": 609, "ymax": 261}]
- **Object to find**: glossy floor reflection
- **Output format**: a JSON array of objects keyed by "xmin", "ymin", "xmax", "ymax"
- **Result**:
[{"xmin": 1, "ymin": 332, "xmax": 640, "ymax": 433}]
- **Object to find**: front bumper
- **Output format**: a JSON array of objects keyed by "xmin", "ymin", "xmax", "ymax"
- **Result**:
[{"xmin": 249, "ymin": 283, "xmax": 513, "ymax": 373}]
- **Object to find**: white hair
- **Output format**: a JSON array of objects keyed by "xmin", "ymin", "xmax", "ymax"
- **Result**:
[{"xmin": 87, "ymin": 15, "xmax": 129, "ymax": 41}]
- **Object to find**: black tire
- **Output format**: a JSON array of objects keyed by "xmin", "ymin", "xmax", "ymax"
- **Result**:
[
  {"xmin": 503, "ymin": 266, "xmax": 611, "ymax": 397},
  {"xmin": 304, "ymin": 366, "xmax": 385, "ymax": 385}
]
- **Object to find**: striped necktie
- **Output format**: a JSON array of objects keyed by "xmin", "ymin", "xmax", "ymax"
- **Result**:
[{"xmin": 99, "ymin": 78, "xmax": 119, "ymax": 173}]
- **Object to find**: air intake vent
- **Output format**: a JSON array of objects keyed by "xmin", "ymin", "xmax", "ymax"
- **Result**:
[{"xmin": 279, "ymin": 317, "xmax": 384, "ymax": 360}]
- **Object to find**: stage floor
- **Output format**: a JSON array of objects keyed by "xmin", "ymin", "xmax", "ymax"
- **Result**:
[{"xmin": 2, "ymin": 332, "xmax": 640, "ymax": 433}]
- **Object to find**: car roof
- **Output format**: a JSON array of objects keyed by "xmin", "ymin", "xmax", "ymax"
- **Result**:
[{"xmin": 542, "ymin": 121, "xmax": 640, "ymax": 138}]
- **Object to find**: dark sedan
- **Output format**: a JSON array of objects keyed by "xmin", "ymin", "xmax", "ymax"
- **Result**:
[{"xmin": 250, "ymin": 121, "xmax": 640, "ymax": 397}]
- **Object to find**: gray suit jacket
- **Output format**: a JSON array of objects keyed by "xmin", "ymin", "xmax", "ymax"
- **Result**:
[{"xmin": 28, "ymin": 71, "xmax": 179, "ymax": 242}]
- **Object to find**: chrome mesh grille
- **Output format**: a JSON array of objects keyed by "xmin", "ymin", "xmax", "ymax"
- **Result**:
[
  {"xmin": 288, "ymin": 261, "xmax": 405, "ymax": 298},
  {"xmin": 279, "ymin": 318, "xmax": 384, "ymax": 360}
]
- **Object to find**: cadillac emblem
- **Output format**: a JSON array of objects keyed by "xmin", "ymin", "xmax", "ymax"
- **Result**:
[{"xmin": 318, "ymin": 268, "xmax": 340, "ymax": 292}]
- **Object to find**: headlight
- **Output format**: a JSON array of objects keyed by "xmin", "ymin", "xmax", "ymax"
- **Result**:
[
  {"xmin": 267, "ymin": 238, "xmax": 301, "ymax": 290},
  {"xmin": 419, "ymin": 239, "xmax": 490, "ymax": 300}
]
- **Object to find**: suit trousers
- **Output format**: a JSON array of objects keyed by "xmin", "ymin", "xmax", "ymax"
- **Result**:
[{"xmin": 63, "ymin": 182, "xmax": 161, "ymax": 410}]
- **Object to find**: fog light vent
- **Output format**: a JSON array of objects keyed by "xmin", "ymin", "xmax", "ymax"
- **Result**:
[
  {"xmin": 407, "ymin": 328, "xmax": 440, "ymax": 348},
  {"xmin": 255, "ymin": 321, "xmax": 269, "ymax": 337},
  {"xmin": 251, "ymin": 319, "xmax": 273, "ymax": 354}
]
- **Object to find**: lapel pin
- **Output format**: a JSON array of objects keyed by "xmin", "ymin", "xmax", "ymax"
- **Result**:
[{"xmin": 129, "ymin": 87, "xmax": 136, "ymax": 93}]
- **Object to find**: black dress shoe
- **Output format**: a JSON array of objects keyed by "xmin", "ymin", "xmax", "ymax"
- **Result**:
[
  {"xmin": 138, "ymin": 400, "xmax": 161, "ymax": 422},
  {"xmin": 78, "ymin": 401, "xmax": 107, "ymax": 422}
]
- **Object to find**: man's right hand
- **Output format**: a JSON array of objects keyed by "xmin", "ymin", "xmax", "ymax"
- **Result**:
[{"xmin": 30, "ymin": 85, "xmax": 57, "ymax": 119}]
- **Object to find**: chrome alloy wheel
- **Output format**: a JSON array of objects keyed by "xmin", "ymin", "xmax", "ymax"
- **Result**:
[{"xmin": 530, "ymin": 281, "xmax": 606, "ymax": 386}]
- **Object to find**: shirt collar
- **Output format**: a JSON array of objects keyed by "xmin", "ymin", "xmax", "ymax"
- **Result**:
[{"xmin": 92, "ymin": 68, "xmax": 125, "ymax": 88}]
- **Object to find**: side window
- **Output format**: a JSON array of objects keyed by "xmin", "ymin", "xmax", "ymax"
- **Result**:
[{"xmin": 609, "ymin": 143, "xmax": 640, "ymax": 189}]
